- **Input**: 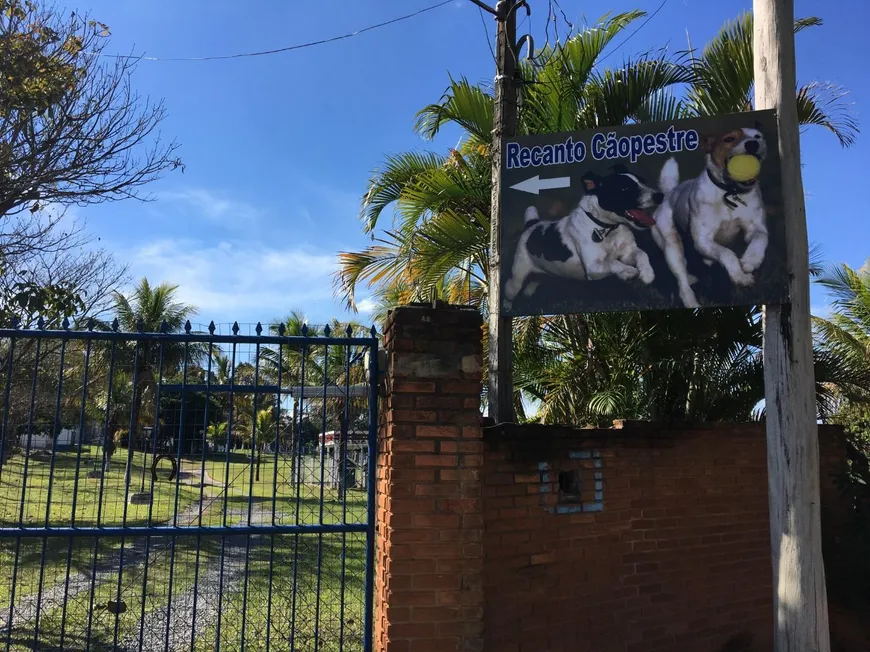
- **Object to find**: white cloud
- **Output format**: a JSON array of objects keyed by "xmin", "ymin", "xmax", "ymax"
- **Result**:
[
  {"xmin": 355, "ymin": 298, "xmax": 377, "ymax": 314},
  {"xmin": 157, "ymin": 187, "xmax": 260, "ymax": 223},
  {"xmin": 126, "ymin": 238, "xmax": 342, "ymax": 323}
]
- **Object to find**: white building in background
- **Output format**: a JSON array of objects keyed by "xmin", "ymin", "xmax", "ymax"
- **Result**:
[
  {"xmin": 19, "ymin": 427, "xmax": 80, "ymax": 450},
  {"xmin": 318, "ymin": 430, "xmax": 370, "ymax": 491}
]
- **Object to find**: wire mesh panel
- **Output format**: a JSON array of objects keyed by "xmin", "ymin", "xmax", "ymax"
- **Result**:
[{"xmin": 0, "ymin": 320, "xmax": 378, "ymax": 652}]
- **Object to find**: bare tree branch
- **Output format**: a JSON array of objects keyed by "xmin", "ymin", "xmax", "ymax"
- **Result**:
[{"xmin": 0, "ymin": 0, "xmax": 180, "ymax": 322}]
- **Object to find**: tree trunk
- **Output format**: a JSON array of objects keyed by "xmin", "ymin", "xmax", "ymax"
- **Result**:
[{"xmin": 124, "ymin": 382, "xmax": 145, "ymax": 487}]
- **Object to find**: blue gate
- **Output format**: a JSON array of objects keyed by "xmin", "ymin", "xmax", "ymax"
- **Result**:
[{"xmin": 0, "ymin": 319, "xmax": 378, "ymax": 651}]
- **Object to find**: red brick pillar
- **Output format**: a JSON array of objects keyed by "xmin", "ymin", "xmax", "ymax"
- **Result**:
[{"xmin": 375, "ymin": 303, "xmax": 484, "ymax": 652}]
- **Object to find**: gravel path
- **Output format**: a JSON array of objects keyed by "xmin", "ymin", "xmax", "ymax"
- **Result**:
[
  {"xmin": 124, "ymin": 506, "xmax": 280, "ymax": 652},
  {"xmin": 0, "ymin": 539, "xmax": 150, "ymax": 631},
  {"xmin": 0, "ymin": 493, "xmax": 224, "ymax": 633}
]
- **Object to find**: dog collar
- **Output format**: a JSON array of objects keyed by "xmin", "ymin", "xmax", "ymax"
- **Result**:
[
  {"xmin": 584, "ymin": 210, "xmax": 620, "ymax": 243},
  {"xmin": 707, "ymin": 169, "xmax": 755, "ymax": 209}
]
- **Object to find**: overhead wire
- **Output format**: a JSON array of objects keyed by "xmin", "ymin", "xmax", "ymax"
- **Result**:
[
  {"xmin": 95, "ymin": 0, "xmax": 453, "ymax": 62},
  {"xmin": 597, "ymin": 0, "xmax": 669, "ymax": 64},
  {"xmin": 478, "ymin": 5, "xmax": 497, "ymax": 63}
]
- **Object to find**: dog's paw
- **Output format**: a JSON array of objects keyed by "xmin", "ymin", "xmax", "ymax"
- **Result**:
[
  {"xmin": 639, "ymin": 268, "xmax": 655, "ymax": 285},
  {"xmin": 730, "ymin": 270, "xmax": 755, "ymax": 287},
  {"xmin": 616, "ymin": 267, "xmax": 640, "ymax": 281},
  {"xmin": 680, "ymin": 288, "xmax": 701, "ymax": 309}
]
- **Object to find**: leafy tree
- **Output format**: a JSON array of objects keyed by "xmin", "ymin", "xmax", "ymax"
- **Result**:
[
  {"xmin": 251, "ymin": 407, "xmax": 275, "ymax": 481},
  {"xmin": 107, "ymin": 278, "xmax": 200, "ymax": 480},
  {"xmin": 814, "ymin": 262, "xmax": 870, "ymax": 407},
  {"xmin": 0, "ymin": 215, "xmax": 129, "ymax": 328},
  {"xmin": 813, "ymin": 261, "xmax": 870, "ymax": 601},
  {"xmin": 336, "ymin": 11, "xmax": 858, "ymax": 424},
  {"xmin": 206, "ymin": 421, "xmax": 228, "ymax": 449},
  {"xmin": 0, "ymin": 0, "xmax": 182, "ymax": 322}
]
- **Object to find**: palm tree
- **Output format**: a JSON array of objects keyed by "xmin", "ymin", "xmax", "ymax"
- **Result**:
[
  {"xmin": 205, "ymin": 421, "xmax": 228, "ymax": 449},
  {"xmin": 337, "ymin": 11, "xmax": 693, "ymax": 310},
  {"xmin": 335, "ymin": 11, "xmax": 857, "ymax": 425},
  {"xmin": 110, "ymin": 278, "xmax": 200, "ymax": 481},
  {"xmin": 258, "ymin": 313, "xmax": 372, "ymax": 481},
  {"xmin": 251, "ymin": 407, "xmax": 275, "ymax": 481},
  {"xmin": 814, "ymin": 262, "xmax": 870, "ymax": 415},
  {"xmin": 86, "ymin": 368, "xmax": 134, "ymax": 472},
  {"xmin": 640, "ymin": 13, "xmax": 856, "ymax": 146}
]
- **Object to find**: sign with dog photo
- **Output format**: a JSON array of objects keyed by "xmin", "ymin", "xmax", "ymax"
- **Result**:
[{"xmin": 499, "ymin": 109, "xmax": 787, "ymax": 316}]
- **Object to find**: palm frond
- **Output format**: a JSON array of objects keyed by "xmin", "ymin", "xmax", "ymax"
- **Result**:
[
  {"xmin": 587, "ymin": 56, "xmax": 693, "ymax": 127},
  {"xmin": 687, "ymin": 12, "xmax": 754, "ymax": 117},
  {"xmin": 359, "ymin": 151, "xmax": 445, "ymax": 234},
  {"xmin": 518, "ymin": 11, "xmax": 648, "ymax": 134},
  {"xmin": 794, "ymin": 16, "xmax": 823, "ymax": 34},
  {"xmin": 796, "ymin": 82, "xmax": 858, "ymax": 148},
  {"xmin": 414, "ymin": 76, "xmax": 494, "ymax": 143},
  {"xmin": 631, "ymin": 89, "xmax": 691, "ymax": 123},
  {"xmin": 335, "ymin": 233, "xmax": 414, "ymax": 312}
]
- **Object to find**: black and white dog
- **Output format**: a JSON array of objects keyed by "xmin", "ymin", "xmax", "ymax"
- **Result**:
[
  {"xmin": 503, "ymin": 167, "xmax": 663, "ymax": 311},
  {"xmin": 655, "ymin": 126, "xmax": 768, "ymax": 294}
]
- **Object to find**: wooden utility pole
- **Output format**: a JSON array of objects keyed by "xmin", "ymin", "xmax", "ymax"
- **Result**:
[
  {"xmin": 754, "ymin": 1, "xmax": 831, "ymax": 650},
  {"xmin": 487, "ymin": 0, "xmax": 518, "ymax": 423}
]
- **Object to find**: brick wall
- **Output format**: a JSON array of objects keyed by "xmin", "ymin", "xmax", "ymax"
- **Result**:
[
  {"xmin": 482, "ymin": 422, "xmax": 848, "ymax": 652},
  {"xmin": 376, "ymin": 303, "xmax": 485, "ymax": 652},
  {"xmin": 375, "ymin": 304, "xmax": 848, "ymax": 652}
]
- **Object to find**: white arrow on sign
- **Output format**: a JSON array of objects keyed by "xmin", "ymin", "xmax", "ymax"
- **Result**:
[{"xmin": 509, "ymin": 175, "xmax": 571, "ymax": 195}]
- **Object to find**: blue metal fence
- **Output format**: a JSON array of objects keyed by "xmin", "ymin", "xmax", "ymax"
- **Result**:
[{"xmin": 0, "ymin": 318, "xmax": 378, "ymax": 652}]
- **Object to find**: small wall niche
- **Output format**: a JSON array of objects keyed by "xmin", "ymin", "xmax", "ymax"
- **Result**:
[{"xmin": 539, "ymin": 449, "xmax": 604, "ymax": 514}]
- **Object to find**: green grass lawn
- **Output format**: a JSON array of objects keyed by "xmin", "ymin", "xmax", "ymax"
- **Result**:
[{"xmin": 0, "ymin": 446, "xmax": 370, "ymax": 651}]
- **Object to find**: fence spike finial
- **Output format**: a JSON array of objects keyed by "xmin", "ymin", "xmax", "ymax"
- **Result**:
[
  {"xmin": 111, "ymin": 318, "xmax": 120, "ymax": 332},
  {"xmin": 208, "ymin": 321, "xmax": 216, "ymax": 335},
  {"xmin": 160, "ymin": 319, "xmax": 168, "ymax": 334},
  {"xmin": 232, "ymin": 322, "xmax": 240, "ymax": 336},
  {"xmin": 86, "ymin": 317, "xmax": 95, "ymax": 331},
  {"xmin": 345, "ymin": 325, "xmax": 353, "ymax": 338},
  {"xmin": 277, "ymin": 323, "xmax": 286, "ymax": 337},
  {"xmin": 37, "ymin": 316, "xmax": 45, "ymax": 330},
  {"xmin": 184, "ymin": 320, "xmax": 192, "ymax": 334},
  {"xmin": 10, "ymin": 316, "xmax": 19, "ymax": 329},
  {"xmin": 301, "ymin": 323, "xmax": 309, "ymax": 337},
  {"xmin": 255, "ymin": 322, "xmax": 263, "ymax": 336},
  {"xmin": 62, "ymin": 316, "xmax": 70, "ymax": 330},
  {"xmin": 136, "ymin": 318, "xmax": 144, "ymax": 332},
  {"xmin": 324, "ymin": 324, "xmax": 331, "ymax": 337},
  {"xmin": 370, "ymin": 325, "xmax": 377, "ymax": 338}
]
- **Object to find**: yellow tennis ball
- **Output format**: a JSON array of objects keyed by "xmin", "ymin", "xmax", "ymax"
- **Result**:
[{"xmin": 727, "ymin": 154, "xmax": 762, "ymax": 182}]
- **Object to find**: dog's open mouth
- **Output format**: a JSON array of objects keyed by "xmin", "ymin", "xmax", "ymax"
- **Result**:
[{"xmin": 624, "ymin": 209, "xmax": 656, "ymax": 228}]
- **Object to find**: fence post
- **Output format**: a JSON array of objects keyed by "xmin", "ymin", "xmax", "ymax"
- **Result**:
[{"xmin": 376, "ymin": 303, "xmax": 485, "ymax": 652}]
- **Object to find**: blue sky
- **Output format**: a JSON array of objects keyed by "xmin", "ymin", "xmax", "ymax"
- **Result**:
[{"xmin": 69, "ymin": 0, "xmax": 868, "ymax": 329}]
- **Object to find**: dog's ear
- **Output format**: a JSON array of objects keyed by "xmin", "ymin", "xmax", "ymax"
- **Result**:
[
  {"xmin": 581, "ymin": 171, "xmax": 599, "ymax": 192},
  {"xmin": 611, "ymin": 163, "xmax": 629, "ymax": 175}
]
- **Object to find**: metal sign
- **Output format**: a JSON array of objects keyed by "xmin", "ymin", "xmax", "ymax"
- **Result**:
[{"xmin": 499, "ymin": 110, "xmax": 788, "ymax": 316}]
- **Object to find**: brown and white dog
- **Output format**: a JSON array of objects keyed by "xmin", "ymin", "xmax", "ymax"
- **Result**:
[{"xmin": 653, "ymin": 126, "xmax": 768, "ymax": 300}]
